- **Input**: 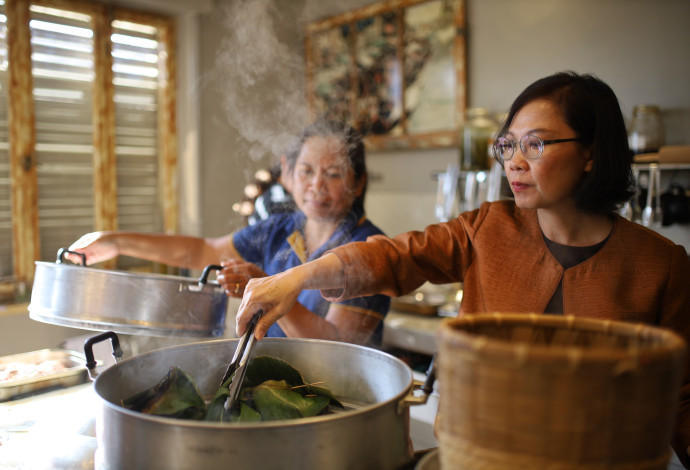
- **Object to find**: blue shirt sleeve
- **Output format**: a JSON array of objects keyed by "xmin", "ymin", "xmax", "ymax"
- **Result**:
[
  {"xmin": 231, "ymin": 222, "xmax": 265, "ymax": 265},
  {"xmin": 232, "ymin": 213, "xmax": 293, "ymax": 268},
  {"xmin": 330, "ymin": 217, "xmax": 391, "ymax": 346}
]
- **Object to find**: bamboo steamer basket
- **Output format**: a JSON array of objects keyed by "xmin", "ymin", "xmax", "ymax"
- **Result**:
[{"xmin": 436, "ymin": 313, "xmax": 687, "ymax": 470}]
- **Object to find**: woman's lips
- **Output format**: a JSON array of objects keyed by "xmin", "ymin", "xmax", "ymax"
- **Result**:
[
  {"xmin": 511, "ymin": 182, "xmax": 530, "ymax": 192},
  {"xmin": 305, "ymin": 198, "xmax": 329, "ymax": 208}
]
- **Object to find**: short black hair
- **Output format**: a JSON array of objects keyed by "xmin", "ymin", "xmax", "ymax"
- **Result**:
[
  {"xmin": 287, "ymin": 117, "xmax": 368, "ymax": 212},
  {"xmin": 497, "ymin": 71, "xmax": 634, "ymax": 214}
]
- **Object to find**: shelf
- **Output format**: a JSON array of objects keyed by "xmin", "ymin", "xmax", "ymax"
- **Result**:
[
  {"xmin": 430, "ymin": 169, "xmax": 498, "ymax": 180},
  {"xmin": 430, "ymin": 163, "xmax": 690, "ymax": 179},
  {"xmin": 632, "ymin": 163, "xmax": 690, "ymax": 171}
]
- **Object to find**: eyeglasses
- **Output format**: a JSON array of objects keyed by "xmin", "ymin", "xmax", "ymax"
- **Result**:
[{"xmin": 492, "ymin": 135, "xmax": 582, "ymax": 164}]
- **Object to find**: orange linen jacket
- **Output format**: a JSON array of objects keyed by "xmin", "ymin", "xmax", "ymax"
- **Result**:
[{"xmin": 324, "ymin": 200, "xmax": 690, "ymax": 467}]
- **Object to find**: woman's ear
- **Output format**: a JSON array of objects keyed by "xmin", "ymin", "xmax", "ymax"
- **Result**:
[{"xmin": 583, "ymin": 147, "xmax": 594, "ymax": 172}]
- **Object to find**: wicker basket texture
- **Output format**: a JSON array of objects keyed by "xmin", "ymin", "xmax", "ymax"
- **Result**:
[{"xmin": 437, "ymin": 313, "xmax": 687, "ymax": 470}]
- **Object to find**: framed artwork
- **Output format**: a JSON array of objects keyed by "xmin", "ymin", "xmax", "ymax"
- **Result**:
[{"xmin": 305, "ymin": 0, "xmax": 467, "ymax": 150}]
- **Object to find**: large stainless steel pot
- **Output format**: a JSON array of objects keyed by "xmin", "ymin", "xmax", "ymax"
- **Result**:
[
  {"xmin": 29, "ymin": 249, "xmax": 228, "ymax": 337},
  {"xmin": 84, "ymin": 333, "xmax": 432, "ymax": 470}
]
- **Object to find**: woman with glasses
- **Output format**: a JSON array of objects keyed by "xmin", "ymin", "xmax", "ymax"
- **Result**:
[{"xmin": 235, "ymin": 71, "xmax": 690, "ymax": 465}]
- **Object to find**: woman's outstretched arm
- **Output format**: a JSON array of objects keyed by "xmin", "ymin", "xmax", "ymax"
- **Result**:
[{"xmin": 235, "ymin": 252, "xmax": 345, "ymax": 339}]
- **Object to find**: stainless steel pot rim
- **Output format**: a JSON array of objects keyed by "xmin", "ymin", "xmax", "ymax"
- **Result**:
[
  {"xmin": 34, "ymin": 260, "xmax": 202, "ymax": 284},
  {"xmin": 28, "ymin": 310, "xmax": 224, "ymax": 337},
  {"xmin": 98, "ymin": 396, "xmax": 411, "ymax": 429},
  {"xmin": 31, "ymin": 261, "xmax": 228, "ymax": 338},
  {"xmin": 95, "ymin": 338, "xmax": 414, "ymax": 429}
]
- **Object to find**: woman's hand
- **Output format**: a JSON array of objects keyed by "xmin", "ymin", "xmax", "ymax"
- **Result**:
[
  {"xmin": 67, "ymin": 232, "xmax": 119, "ymax": 265},
  {"xmin": 235, "ymin": 254, "xmax": 345, "ymax": 340},
  {"xmin": 217, "ymin": 259, "xmax": 267, "ymax": 298},
  {"xmin": 235, "ymin": 268, "xmax": 306, "ymax": 340}
]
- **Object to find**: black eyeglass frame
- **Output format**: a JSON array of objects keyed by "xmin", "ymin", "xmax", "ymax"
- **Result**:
[{"xmin": 492, "ymin": 135, "xmax": 582, "ymax": 163}]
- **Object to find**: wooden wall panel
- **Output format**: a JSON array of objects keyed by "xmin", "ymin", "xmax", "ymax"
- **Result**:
[
  {"xmin": 4, "ymin": 0, "xmax": 176, "ymax": 283},
  {"xmin": 158, "ymin": 22, "xmax": 179, "ymax": 236},
  {"xmin": 92, "ymin": 7, "xmax": 118, "ymax": 234},
  {"xmin": 6, "ymin": 0, "xmax": 39, "ymax": 283}
]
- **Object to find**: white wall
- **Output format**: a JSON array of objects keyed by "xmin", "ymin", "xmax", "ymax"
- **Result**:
[
  {"xmin": 195, "ymin": 0, "xmax": 690, "ymax": 240},
  {"xmin": 0, "ymin": 309, "xmax": 86, "ymax": 356}
]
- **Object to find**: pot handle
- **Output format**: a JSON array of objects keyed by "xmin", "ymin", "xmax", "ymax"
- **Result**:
[
  {"xmin": 84, "ymin": 331, "xmax": 124, "ymax": 380},
  {"xmin": 398, "ymin": 353, "xmax": 437, "ymax": 413},
  {"xmin": 198, "ymin": 264, "xmax": 223, "ymax": 286},
  {"xmin": 56, "ymin": 248, "xmax": 86, "ymax": 266}
]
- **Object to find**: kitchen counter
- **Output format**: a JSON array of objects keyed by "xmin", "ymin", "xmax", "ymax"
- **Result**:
[
  {"xmin": 1, "ymin": 364, "xmax": 686, "ymax": 469},
  {"xmin": 0, "ymin": 383, "xmax": 98, "ymax": 469},
  {"xmin": 2, "ymin": 317, "xmax": 687, "ymax": 469},
  {"xmin": 382, "ymin": 310, "xmax": 445, "ymax": 356},
  {"xmin": 382, "ymin": 310, "xmax": 445, "ymax": 452}
]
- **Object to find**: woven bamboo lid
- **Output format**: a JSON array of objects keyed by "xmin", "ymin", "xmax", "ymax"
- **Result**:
[{"xmin": 436, "ymin": 313, "xmax": 687, "ymax": 470}]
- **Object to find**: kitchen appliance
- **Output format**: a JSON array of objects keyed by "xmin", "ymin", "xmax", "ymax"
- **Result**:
[
  {"xmin": 628, "ymin": 104, "xmax": 665, "ymax": 155},
  {"xmin": 29, "ymin": 249, "xmax": 228, "ymax": 337},
  {"xmin": 661, "ymin": 183, "xmax": 690, "ymax": 226},
  {"xmin": 642, "ymin": 163, "xmax": 663, "ymax": 226},
  {"xmin": 434, "ymin": 164, "xmax": 459, "ymax": 222},
  {"xmin": 462, "ymin": 108, "xmax": 498, "ymax": 171},
  {"xmin": 84, "ymin": 333, "xmax": 435, "ymax": 470}
]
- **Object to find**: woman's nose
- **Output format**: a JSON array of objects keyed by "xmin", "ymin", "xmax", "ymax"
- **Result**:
[
  {"xmin": 310, "ymin": 172, "xmax": 326, "ymax": 190},
  {"xmin": 507, "ymin": 151, "xmax": 528, "ymax": 171}
]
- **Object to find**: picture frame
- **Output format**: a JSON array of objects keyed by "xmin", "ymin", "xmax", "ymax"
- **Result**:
[{"xmin": 305, "ymin": 0, "xmax": 467, "ymax": 150}]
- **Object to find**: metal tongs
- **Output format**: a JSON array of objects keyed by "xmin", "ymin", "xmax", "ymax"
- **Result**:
[{"xmin": 220, "ymin": 311, "xmax": 262, "ymax": 411}]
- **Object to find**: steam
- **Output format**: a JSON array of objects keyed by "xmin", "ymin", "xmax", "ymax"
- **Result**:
[
  {"xmin": 215, "ymin": 0, "xmax": 310, "ymax": 162},
  {"xmin": 211, "ymin": 1, "xmax": 383, "ymax": 334}
]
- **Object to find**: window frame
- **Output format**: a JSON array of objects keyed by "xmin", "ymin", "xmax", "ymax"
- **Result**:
[{"xmin": 5, "ymin": 0, "xmax": 177, "ymax": 286}]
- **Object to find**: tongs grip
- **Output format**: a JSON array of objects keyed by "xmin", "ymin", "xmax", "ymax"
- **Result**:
[{"xmin": 221, "ymin": 311, "xmax": 262, "ymax": 411}]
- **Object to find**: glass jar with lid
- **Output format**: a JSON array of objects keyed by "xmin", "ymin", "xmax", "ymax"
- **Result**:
[
  {"xmin": 628, "ymin": 105, "xmax": 665, "ymax": 155},
  {"xmin": 461, "ymin": 108, "xmax": 498, "ymax": 171}
]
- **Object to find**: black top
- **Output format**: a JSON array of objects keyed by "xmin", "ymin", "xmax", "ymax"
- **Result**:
[{"xmin": 543, "ymin": 234, "xmax": 609, "ymax": 314}]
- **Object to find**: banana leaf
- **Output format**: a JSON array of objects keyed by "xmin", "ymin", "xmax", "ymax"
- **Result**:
[
  {"xmin": 238, "ymin": 402, "xmax": 262, "ymax": 422},
  {"xmin": 205, "ymin": 355, "xmax": 343, "ymax": 423},
  {"xmin": 203, "ymin": 376, "xmax": 232, "ymax": 422},
  {"xmin": 122, "ymin": 366, "xmax": 206, "ymax": 420},
  {"xmin": 252, "ymin": 380, "xmax": 331, "ymax": 421},
  {"xmin": 204, "ymin": 374, "xmax": 257, "ymax": 423},
  {"xmin": 123, "ymin": 356, "xmax": 342, "ymax": 423},
  {"xmin": 242, "ymin": 356, "xmax": 343, "ymax": 408}
]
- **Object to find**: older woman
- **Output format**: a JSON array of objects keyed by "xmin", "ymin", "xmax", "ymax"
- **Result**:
[
  {"xmin": 235, "ymin": 72, "xmax": 690, "ymax": 466},
  {"xmin": 68, "ymin": 119, "xmax": 390, "ymax": 347}
]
